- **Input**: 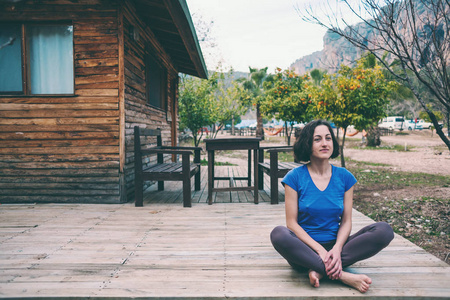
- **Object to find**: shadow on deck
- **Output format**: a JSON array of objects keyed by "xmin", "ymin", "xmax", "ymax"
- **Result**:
[
  {"xmin": 0, "ymin": 166, "xmax": 449, "ymax": 299},
  {"xmin": 142, "ymin": 165, "xmax": 280, "ymax": 205}
]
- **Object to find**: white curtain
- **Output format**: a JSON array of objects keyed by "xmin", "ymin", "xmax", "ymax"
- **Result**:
[{"xmin": 28, "ymin": 25, "xmax": 74, "ymax": 94}]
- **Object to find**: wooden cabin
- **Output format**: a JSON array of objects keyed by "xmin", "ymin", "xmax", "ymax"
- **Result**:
[{"xmin": 0, "ymin": 0, "xmax": 208, "ymax": 204}]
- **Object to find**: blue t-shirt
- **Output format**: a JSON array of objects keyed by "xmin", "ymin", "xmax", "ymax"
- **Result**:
[{"xmin": 281, "ymin": 164, "xmax": 357, "ymax": 243}]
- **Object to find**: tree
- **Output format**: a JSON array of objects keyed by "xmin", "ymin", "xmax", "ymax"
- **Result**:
[
  {"xmin": 239, "ymin": 67, "xmax": 271, "ymax": 138},
  {"xmin": 178, "ymin": 74, "xmax": 217, "ymax": 147},
  {"xmin": 211, "ymin": 75, "xmax": 251, "ymax": 138},
  {"xmin": 261, "ymin": 68, "xmax": 312, "ymax": 145},
  {"xmin": 310, "ymin": 68, "xmax": 327, "ymax": 86},
  {"xmin": 307, "ymin": 56, "xmax": 394, "ymax": 167},
  {"xmin": 303, "ymin": 0, "xmax": 450, "ymax": 151}
]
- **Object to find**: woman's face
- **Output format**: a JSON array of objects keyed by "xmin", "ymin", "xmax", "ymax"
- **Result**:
[{"xmin": 311, "ymin": 125, "xmax": 333, "ymax": 160}]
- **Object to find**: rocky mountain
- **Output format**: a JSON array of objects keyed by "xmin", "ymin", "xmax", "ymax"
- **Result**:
[
  {"xmin": 290, "ymin": 0, "xmax": 443, "ymax": 75},
  {"xmin": 290, "ymin": 23, "xmax": 371, "ymax": 75}
]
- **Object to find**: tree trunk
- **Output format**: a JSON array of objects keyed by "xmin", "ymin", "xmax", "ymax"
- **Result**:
[
  {"xmin": 231, "ymin": 117, "xmax": 235, "ymax": 135},
  {"xmin": 429, "ymin": 111, "xmax": 450, "ymax": 150},
  {"xmin": 340, "ymin": 127, "xmax": 347, "ymax": 168},
  {"xmin": 405, "ymin": 76, "xmax": 450, "ymax": 151},
  {"xmin": 285, "ymin": 121, "xmax": 291, "ymax": 146},
  {"xmin": 193, "ymin": 132, "xmax": 203, "ymax": 147},
  {"xmin": 366, "ymin": 126, "xmax": 381, "ymax": 147},
  {"xmin": 447, "ymin": 110, "xmax": 450, "ymax": 138},
  {"xmin": 213, "ymin": 124, "xmax": 220, "ymax": 139},
  {"xmin": 256, "ymin": 104, "xmax": 264, "ymax": 139}
]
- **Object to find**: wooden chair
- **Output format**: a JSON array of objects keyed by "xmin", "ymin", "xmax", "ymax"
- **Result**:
[
  {"xmin": 134, "ymin": 126, "xmax": 201, "ymax": 207},
  {"xmin": 258, "ymin": 146, "xmax": 302, "ymax": 204}
]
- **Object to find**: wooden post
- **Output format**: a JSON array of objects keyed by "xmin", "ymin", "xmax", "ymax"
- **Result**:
[
  {"xmin": 258, "ymin": 148, "xmax": 264, "ymax": 190},
  {"xmin": 208, "ymin": 150, "xmax": 214, "ymax": 205},
  {"xmin": 253, "ymin": 148, "xmax": 259, "ymax": 204},
  {"xmin": 118, "ymin": 5, "xmax": 126, "ymax": 202},
  {"xmin": 194, "ymin": 148, "xmax": 201, "ymax": 191},
  {"xmin": 182, "ymin": 153, "xmax": 191, "ymax": 208},
  {"xmin": 270, "ymin": 151, "xmax": 278, "ymax": 205},
  {"xmin": 157, "ymin": 128, "xmax": 164, "ymax": 191},
  {"xmin": 134, "ymin": 126, "xmax": 143, "ymax": 207},
  {"xmin": 247, "ymin": 149, "xmax": 251, "ymax": 186}
]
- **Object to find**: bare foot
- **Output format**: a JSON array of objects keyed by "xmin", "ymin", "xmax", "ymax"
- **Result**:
[
  {"xmin": 308, "ymin": 269, "xmax": 323, "ymax": 288},
  {"xmin": 339, "ymin": 271, "xmax": 372, "ymax": 293}
]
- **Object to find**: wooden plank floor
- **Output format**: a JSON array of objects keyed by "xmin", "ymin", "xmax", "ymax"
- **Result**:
[
  {"xmin": 0, "ymin": 165, "xmax": 449, "ymax": 299},
  {"xmin": 144, "ymin": 165, "xmax": 278, "ymax": 204}
]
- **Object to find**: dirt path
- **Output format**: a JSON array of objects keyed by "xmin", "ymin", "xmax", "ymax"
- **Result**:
[{"xmin": 345, "ymin": 131, "xmax": 450, "ymax": 176}]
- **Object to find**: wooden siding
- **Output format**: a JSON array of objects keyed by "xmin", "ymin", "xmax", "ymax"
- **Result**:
[
  {"xmin": 0, "ymin": 0, "xmax": 183, "ymax": 204},
  {"xmin": 122, "ymin": 0, "xmax": 179, "ymax": 202},
  {"xmin": 0, "ymin": 0, "xmax": 122, "ymax": 203}
]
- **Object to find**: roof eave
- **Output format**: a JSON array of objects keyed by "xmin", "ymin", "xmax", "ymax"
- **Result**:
[{"xmin": 164, "ymin": 0, "xmax": 208, "ymax": 79}]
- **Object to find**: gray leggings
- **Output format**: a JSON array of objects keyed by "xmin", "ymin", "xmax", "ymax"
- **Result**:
[{"xmin": 270, "ymin": 222, "xmax": 394, "ymax": 275}]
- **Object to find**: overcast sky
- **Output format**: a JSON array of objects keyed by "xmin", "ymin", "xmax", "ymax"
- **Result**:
[{"xmin": 186, "ymin": 0, "xmax": 330, "ymax": 73}]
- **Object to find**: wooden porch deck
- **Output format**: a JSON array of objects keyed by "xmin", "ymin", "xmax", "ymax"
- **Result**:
[{"xmin": 0, "ymin": 165, "xmax": 449, "ymax": 299}]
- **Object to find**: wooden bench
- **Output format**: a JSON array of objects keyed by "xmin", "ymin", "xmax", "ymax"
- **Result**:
[
  {"xmin": 258, "ymin": 146, "xmax": 302, "ymax": 204},
  {"xmin": 134, "ymin": 126, "xmax": 201, "ymax": 207}
]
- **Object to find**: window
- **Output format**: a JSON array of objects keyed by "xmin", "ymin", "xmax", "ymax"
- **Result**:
[
  {"xmin": 146, "ymin": 53, "xmax": 167, "ymax": 109},
  {"xmin": 0, "ymin": 23, "xmax": 74, "ymax": 95}
]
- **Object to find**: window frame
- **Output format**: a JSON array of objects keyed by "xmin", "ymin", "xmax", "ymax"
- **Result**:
[
  {"xmin": 0, "ymin": 22, "xmax": 75, "ymax": 96},
  {"xmin": 145, "ymin": 51, "xmax": 168, "ymax": 111}
]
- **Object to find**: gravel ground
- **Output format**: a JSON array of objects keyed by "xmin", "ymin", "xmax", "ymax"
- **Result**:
[{"xmin": 344, "ymin": 130, "xmax": 450, "ymax": 176}]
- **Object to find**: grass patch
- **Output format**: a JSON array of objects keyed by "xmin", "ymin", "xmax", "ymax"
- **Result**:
[
  {"xmin": 353, "ymin": 196, "xmax": 449, "ymax": 259},
  {"xmin": 263, "ymin": 151, "xmax": 296, "ymax": 162},
  {"xmin": 354, "ymin": 160, "xmax": 391, "ymax": 167},
  {"xmin": 433, "ymin": 145, "xmax": 448, "ymax": 153},
  {"xmin": 200, "ymin": 158, "xmax": 236, "ymax": 166},
  {"xmin": 395, "ymin": 131, "xmax": 410, "ymax": 135},
  {"xmin": 348, "ymin": 163, "xmax": 450, "ymax": 188},
  {"xmin": 351, "ymin": 144, "xmax": 414, "ymax": 152},
  {"xmin": 346, "ymin": 158, "xmax": 450, "ymax": 263}
]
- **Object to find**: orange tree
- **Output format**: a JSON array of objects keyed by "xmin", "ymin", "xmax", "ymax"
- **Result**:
[
  {"xmin": 179, "ymin": 73, "xmax": 218, "ymax": 147},
  {"xmin": 261, "ymin": 68, "xmax": 312, "ymax": 145},
  {"xmin": 307, "ymin": 56, "xmax": 394, "ymax": 167}
]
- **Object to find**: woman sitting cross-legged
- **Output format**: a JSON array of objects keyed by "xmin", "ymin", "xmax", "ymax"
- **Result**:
[{"xmin": 270, "ymin": 119, "xmax": 394, "ymax": 293}]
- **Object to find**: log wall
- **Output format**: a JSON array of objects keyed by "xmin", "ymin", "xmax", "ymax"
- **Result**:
[
  {"xmin": 0, "ymin": 0, "xmax": 179, "ymax": 204},
  {"xmin": 122, "ymin": 0, "xmax": 178, "ymax": 202},
  {"xmin": 0, "ymin": 1, "xmax": 115, "ymax": 203}
]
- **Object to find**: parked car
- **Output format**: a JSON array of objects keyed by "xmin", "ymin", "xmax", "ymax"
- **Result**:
[
  {"xmin": 416, "ymin": 119, "xmax": 433, "ymax": 129},
  {"xmin": 404, "ymin": 119, "xmax": 423, "ymax": 130},
  {"xmin": 417, "ymin": 119, "xmax": 444, "ymax": 129},
  {"xmin": 379, "ymin": 116, "xmax": 406, "ymax": 130},
  {"xmin": 293, "ymin": 122, "xmax": 306, "ymax": 129}
]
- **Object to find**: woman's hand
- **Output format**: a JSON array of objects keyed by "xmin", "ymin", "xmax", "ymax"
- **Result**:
[
  {"xmin": 324, "ymin": 247, "xmax": 343, "ymax": 280},
  {"xmin": 317, "ymin": 248, "xmax": 329, "ymax": 263}
]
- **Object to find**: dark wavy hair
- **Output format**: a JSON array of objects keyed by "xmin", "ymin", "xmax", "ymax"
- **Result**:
[{"xmin": 293, "ymin": 120, "xmax": 340, "ymax": 162}]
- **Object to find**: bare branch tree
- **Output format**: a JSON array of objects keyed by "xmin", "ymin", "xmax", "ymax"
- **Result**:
[{"xmin": 302, "ymin": 0, "xmax": 450, "ymax": 150}]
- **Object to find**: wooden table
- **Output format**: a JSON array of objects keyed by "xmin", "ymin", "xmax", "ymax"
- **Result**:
[{"xmin": 205, "ymin": 138, "xmax": 261, "ymax": 205}]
